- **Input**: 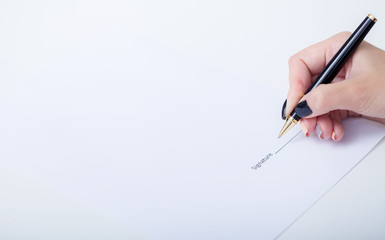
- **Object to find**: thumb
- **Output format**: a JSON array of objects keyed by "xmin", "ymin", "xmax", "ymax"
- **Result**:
[{"xmin": 295, "ymin": 80, "xmax": 358, "ymax": 118}]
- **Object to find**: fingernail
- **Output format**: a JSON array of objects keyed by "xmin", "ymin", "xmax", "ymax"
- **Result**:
[
  {"xmin": 295, "ymin": 100, "xmax": 313, "ymax": 118},
  {"xmin": 332, "ymin": 131, "xmax": 337, "ymax": 142},
  {"xmin": 316, "ymin": 125, "xmax": 323, "ymax": 140},
  {"xmin": 300, "ymin": 121, "xmax": 309, "ymax": 137},
  {"xmin": 281, "ymin": 99, "xmax": 287, "ymax": 120}
]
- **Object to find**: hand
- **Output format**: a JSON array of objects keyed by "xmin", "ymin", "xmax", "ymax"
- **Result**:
[{"xmin": 285, "ymin": 32, "xmax": 385, "ymax": 141}]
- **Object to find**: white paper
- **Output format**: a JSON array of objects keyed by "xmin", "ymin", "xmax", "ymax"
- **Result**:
[{"xmin": 0, "ymin": 37, "xmax": 384, "ymax": 240}]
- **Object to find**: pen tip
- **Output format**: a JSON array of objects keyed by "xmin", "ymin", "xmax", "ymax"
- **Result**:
[{"xmin": 278, "ymin": 134, "xmax": 281, "ymax": 139}]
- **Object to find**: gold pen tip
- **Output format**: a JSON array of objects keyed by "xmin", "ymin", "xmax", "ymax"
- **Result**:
[{"xmin": 279, "ymin": 116, "xmax": 298, "ymax": 138}]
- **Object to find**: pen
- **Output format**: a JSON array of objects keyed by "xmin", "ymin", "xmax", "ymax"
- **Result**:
[{"xmin": 279, "ymin": 14, "xmax": 377, "ymax": 138}]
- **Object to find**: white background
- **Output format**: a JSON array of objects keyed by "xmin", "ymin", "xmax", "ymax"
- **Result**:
[{"xmin": 1, "ymin": 0, "xmax": 385, "ymax": 239}]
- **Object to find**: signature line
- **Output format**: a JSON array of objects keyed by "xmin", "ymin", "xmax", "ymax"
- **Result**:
[{"xmin": 275, "ymin": 130, "xmax": 302, "ymax": 154}]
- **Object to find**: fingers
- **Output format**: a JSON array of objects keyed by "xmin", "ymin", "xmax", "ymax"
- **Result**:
[
  {"xmin": 299, "ymin": 110, "xmax": 346, "ymax": 141},
  {"xmin": 331, "ymin": 115, "xmax": 344, "ymax": 142},
  {"xmin": 299, "ymin": 114, "xmax": 345, "ymax": 142},
  {"xmin": 285, "ymin": 32, "xmax": 351, "ymax": 117},
  {"xmin": 301, "ymin": 118, "xmax": 317, "ymax": 135},
  {"xmin": 316, "ymin": 115, "xmax": 333, "ymax": 140},
  {"xmin": 295, "ymin": 79, "xmax": 359, "ymax": 119}
]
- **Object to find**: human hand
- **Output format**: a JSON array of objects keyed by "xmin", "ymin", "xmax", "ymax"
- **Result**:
[{"xmin": 284, "ymin": 32, "xmax": 385, "ymax": 141}]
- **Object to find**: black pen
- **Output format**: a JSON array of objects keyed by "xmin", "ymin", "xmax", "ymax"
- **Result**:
[{"xmin": 279, "ymin": 14, "xmax": 377, "ymax": 138}]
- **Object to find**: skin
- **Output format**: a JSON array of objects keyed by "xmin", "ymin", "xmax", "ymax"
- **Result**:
[{"xmin": 286, "ymin": 32, "xmax": 385, "ymax": 141}]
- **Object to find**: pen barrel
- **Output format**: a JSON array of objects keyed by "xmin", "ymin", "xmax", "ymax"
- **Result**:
[{"xmin": 305, "ymin": 15, "xmax": 376, "ymax": 94}]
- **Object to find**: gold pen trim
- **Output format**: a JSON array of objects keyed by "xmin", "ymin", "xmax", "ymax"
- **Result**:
[{"xmin": 368, "ymin": 14, "xmax": 377, "ymax": 23}]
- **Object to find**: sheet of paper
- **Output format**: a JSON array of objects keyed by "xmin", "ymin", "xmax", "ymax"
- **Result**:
[{"xmin": 0, "ymin": 36, "xmax": 384, "ymax": 239}]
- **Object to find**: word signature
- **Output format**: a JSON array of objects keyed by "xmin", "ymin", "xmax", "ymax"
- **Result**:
[{"xmin": 251, "ymin": 153, "xmax": 273, "ymax": 170}]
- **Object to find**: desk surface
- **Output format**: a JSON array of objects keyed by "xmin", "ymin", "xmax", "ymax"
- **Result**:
[{"xmin": 1, "ymin": 0, "xmax": 385, "ymax": 239}]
